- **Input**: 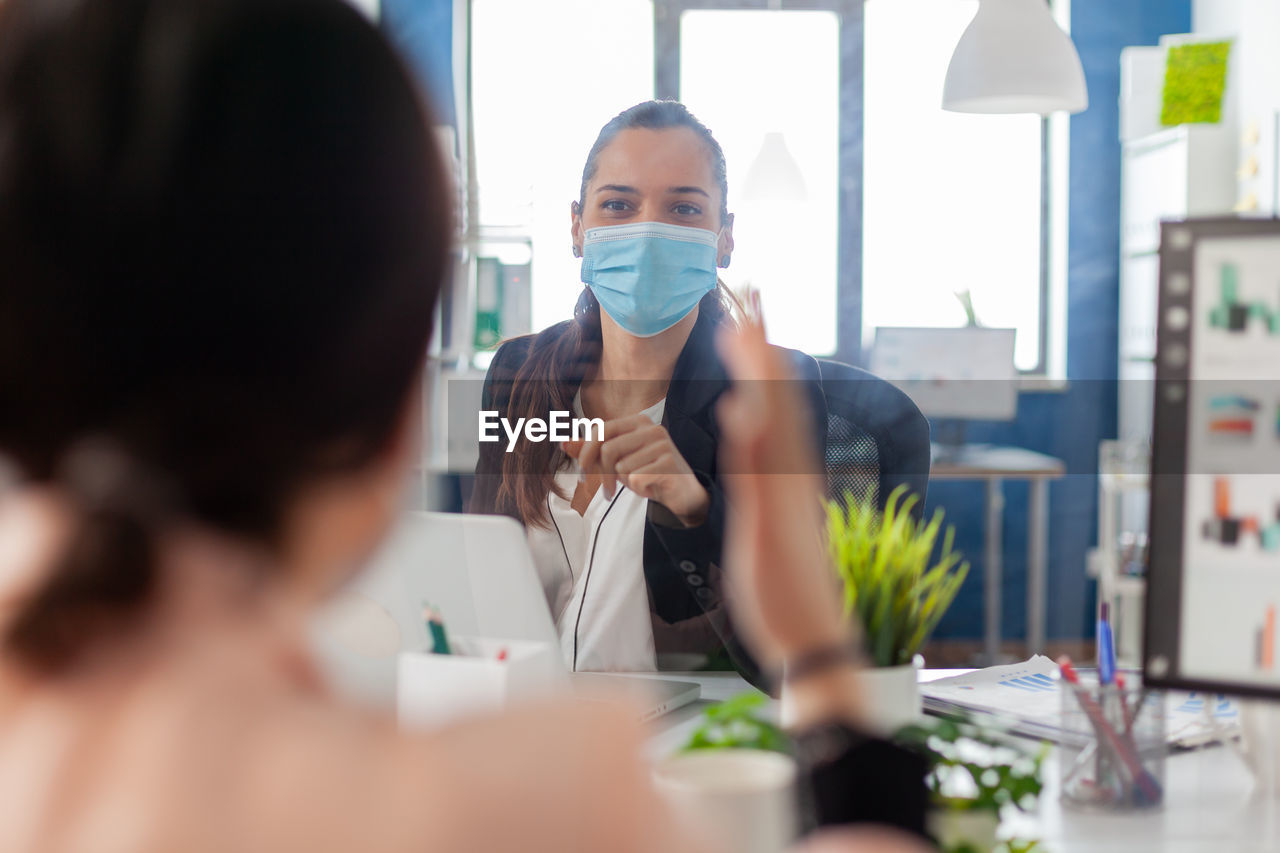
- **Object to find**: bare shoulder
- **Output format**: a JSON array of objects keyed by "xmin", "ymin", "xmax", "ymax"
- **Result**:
[
  {"xmin": 0, "ymin": 666, "xmax": 694, "ymax": 853},
  {"xmin": 220, "ymin": 695, "xmax": 675, "ymax": 853}
]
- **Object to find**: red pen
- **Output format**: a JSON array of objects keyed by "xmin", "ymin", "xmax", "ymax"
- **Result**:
[{"xmin": 1115, "ymin": 673, "xmax": 1136, "ymax": 735}]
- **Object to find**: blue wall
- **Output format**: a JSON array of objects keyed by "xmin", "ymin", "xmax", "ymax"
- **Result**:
[
  {"xmin": 930, "ymin": 0, "xmax": 1192, "ymax": 642},
  {"xmin": 381, "ymin": 0, "xmax": 455, "ymax": 128}
]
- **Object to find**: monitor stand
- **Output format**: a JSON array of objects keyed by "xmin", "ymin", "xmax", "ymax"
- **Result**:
[{"xmin": 932, "ymin": 419, "xmax": 970, "ymax": 465}]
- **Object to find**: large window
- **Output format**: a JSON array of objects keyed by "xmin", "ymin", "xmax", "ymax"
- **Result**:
[
  {"xmin": 471, "ymin": 0, "xmax": 653, "ymax": 333},
  {"xmin": 862, "ymin": 0, "xmax": 1046, "ymax": 372},
  {"xmin": 472, "ymin": 0, "xmax": 1052, "ymax": 371},
  {"xmin": 680, "ymin": 10, "xmax": 840, "ymax": 355}
]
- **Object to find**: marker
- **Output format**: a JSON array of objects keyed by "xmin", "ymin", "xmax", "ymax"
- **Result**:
[
  {"xmin": 423, "ymin": 603, "xmax": 452, "ymax": 655},
  {"xmin": 1097, "ymin": 602, "xmax": 1116, "ymax": 686}
]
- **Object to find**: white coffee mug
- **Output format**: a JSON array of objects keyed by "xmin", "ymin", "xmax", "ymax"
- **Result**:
[{"xmin": 652, "ymin": 749, "xmax": 798, "ymax": 853}]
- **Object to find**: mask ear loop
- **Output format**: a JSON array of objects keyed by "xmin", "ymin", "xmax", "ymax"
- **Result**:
[
  {"xmin": 571, "ymin": 201, "xmax": 583, "ymax": 257},
  {"xmin": 715, "ymin": 226, "xmax": 731, "ymax": 268}
]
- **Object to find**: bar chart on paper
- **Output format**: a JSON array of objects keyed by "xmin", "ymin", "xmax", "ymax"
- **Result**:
[{"xmin": 996, "ymin": 671, "xmax": 1057, "ymax": 693}]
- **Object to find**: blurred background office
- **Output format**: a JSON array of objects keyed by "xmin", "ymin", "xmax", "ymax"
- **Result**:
[{"xmin": 363, "ymin": 0, "xmax": 1268, "ymax": 666}]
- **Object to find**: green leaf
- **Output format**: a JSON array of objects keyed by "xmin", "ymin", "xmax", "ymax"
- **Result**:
[{"xmin": 680, "ymin": 690, "xmax": 792, "ymax": 756}]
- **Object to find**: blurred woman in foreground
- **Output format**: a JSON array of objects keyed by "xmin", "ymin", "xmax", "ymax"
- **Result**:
[{"xmin": 0, "ymin": 0, "xmax": 928, "ymax": 849}]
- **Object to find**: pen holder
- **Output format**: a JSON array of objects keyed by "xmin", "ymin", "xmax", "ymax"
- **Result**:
[
  {"xmin": 1059, "ymin": 676, "xmax": 1165, "ymax": 811},
  {"xmin": 397, "ymin": 636, "xmax": 564, "ymax": 731}
]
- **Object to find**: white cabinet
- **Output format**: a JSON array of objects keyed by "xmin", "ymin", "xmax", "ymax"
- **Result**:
[{"xmin": 1118, "ymin": 125, "xmax": 1235, "ymax": 440}]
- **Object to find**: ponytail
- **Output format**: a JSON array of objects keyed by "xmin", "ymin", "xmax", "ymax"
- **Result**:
[
  {"xmin": 495, "ymin": 288, "xmax": 602, "ymax": 527},
  {"xmin": 5, "ymin": 442, "xmax": 174, "ymax": 671}
]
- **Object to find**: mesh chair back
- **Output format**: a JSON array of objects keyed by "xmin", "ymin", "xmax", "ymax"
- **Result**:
[{"xmin": 818, "ymin": 360, "xmax": 932, "ymax": 519}]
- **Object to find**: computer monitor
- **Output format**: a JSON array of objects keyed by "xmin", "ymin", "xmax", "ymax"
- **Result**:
[
  {"xmin": 869, "ymin": 326, "xmax": 1019, "ymax": 421},
  {"xmin": 1145, "ymin": 217, "xmax": 1280, "ymax": 699}
]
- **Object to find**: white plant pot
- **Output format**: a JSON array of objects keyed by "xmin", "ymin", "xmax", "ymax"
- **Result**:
[
  {"xmin": 779, "ymin": 656, "xmax": 922, "ymax": 736},
  {"xmin": 856, "ymin": 658, "xmax": 923, "ymax": 736},
  {"xmin": 928, "ymin": 808, "xmax": 999, "ymax": 853}
]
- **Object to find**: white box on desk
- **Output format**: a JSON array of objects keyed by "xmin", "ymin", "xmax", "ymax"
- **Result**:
[{"xmin": 397, "ymin": 636, "xmax": 564, "ymax": 730}]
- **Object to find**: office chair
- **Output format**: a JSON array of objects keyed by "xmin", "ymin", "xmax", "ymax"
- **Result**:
[{"xmin": 818, "ymin": 359, "xmax": 932, "ymax": 520}]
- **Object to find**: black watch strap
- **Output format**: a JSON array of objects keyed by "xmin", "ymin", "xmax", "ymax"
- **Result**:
[{"xmin": 793, "ymin": 722, "xmax": 931, "ymax": 842}]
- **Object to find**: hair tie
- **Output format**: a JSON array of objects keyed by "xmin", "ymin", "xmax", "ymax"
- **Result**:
[
  {"xmin": 0, "ymin": 453, "xmax": 19, "ymax": 498},
  {"xmin": 58, "ymin": 439, "xmax": 176, "ymax": 528}
]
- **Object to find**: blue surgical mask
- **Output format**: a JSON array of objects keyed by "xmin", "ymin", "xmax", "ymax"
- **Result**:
[{"xmin": 580, "ymin": 221, "xmax": 719, "ymax": 338}]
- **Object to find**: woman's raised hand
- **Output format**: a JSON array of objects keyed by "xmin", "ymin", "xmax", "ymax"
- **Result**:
[
  {"xmin": 714, "ymin": 297, "xmax": 857, "ymax": 682},
  {"xmin": 563, "ymin": 418, "xmax": 711, "ymax": 527}
]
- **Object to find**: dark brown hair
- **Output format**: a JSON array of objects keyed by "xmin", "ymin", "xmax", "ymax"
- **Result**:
[
  {"xmin": 0, "ymin": 0, "xmax": 451, "ymax": 669},
  {"xmin": 493, "ymin": 101, "xmax": 734, "ymax": 528}
]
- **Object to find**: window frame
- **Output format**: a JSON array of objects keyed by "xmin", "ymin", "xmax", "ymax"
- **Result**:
[
  {"xmin": 654, "ymin": 0, "xmax": 864, "ymax": 365},
  {"xmin": 654, "ymin": 0, "xmax": 1056, "ymax": 375}
]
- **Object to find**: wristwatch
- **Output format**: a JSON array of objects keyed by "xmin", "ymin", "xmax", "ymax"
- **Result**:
[{"xmin": 791, "ymin": 720, "xmax": 931, "ymax": 840}]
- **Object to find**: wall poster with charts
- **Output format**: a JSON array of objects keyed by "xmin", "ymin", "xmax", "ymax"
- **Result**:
[{"xmin": 1146, "ymin": 217, "xmax": 1280, "ymax": 698}]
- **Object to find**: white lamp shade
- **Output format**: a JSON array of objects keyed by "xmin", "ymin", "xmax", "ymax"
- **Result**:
[
  {"xmin": 742, "ymin": 132, "xmax": 808, "ymax": 202},
  {"xmin": 942, "ymin": 0, "xmax": 1088, "ymax": 115}
]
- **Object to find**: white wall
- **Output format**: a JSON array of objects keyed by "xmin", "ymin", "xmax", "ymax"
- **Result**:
[
  {"xmin": 1195, "ymin": 0, "xmax": 1280, "ymax": 213},
  {"xmin": 1193, "ymin": 0, "xmax": 1241, "ymax": 36}
]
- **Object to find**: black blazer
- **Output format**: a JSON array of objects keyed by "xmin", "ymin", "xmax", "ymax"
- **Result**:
[{"xmin": 469, "ymin": 309, "xmax": 827, "ymax": 687}]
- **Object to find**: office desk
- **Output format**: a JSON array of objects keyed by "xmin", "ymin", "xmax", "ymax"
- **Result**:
[
  {"xmin": 930, "ymin": 445, "xmax": 1066, "ymax": 664},
  {"xmin": 642, "ymin": 671, "xmax": 1279, "ymax": 852}
]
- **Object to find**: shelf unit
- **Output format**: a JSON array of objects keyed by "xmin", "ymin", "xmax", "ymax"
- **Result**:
[
  {"xmin": 1086, "ymin": 440, "xmax": 1150, "ymax": 669},
  {"xmin": 1119, "ymin": 123, "xmax": 1236, "ymax": 441},
  {"xmin": 1105, "ymin": 42, "xmax": 1237, "ymax": 661}
]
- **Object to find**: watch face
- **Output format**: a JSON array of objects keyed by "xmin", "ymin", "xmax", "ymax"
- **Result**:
[{"xmin": 793, "ymin": 722, "xmax": 860, "ymax": 766}]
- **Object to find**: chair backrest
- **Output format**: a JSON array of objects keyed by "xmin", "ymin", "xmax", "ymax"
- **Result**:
[{"xmin": 818, "ymin": 359, "xmax": 932, "ymax": 520}]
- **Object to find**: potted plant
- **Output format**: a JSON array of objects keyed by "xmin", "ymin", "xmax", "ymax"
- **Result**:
[
  {"xmin": 895, "ymin": 715, "xmax": 1047, "ymax": 853},
  {"xmin": 653, "ymin": 692, "xmax": 800, "ymax": 853},
  {"xmin": 681, "ymin": 691, "xmax": 790, "ymax": 754},
  {"xmin": 823, "ymin": 485, "xmax": 969, "ymax": 734}
]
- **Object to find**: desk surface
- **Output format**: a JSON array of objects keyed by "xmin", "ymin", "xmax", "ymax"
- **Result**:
[
  {"xmin": 930, "ymin": 444, "xmax": 1066, "ymax": 479},
  {"xmin": 640, "ymin": 671, "xmax": 1278, "ymax": 853}
]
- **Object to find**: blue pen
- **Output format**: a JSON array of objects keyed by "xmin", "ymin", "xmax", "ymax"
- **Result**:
[{"xmin": 1098, "ymin": 601, "xmax": 1116, "ymax": 686}]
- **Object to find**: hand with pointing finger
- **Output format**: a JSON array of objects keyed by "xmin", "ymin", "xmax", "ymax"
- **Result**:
[{"xmin": 563, "ymin": 415, "xmax": 711, "ymax": 527}]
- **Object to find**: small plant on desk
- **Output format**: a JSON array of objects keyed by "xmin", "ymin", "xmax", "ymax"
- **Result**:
[
  {"xmin": 823, "ymin": 485, "xmax": 969, "ymax": 733},
  {"xmin": 895, "ymin": 715, "xmax": 1047, "ymax": 853},
  {"xmin": 825, "ymin": 485, "xmax": 969, "ymax": 668},
  {"xmin": 681, "ymin": 692, "xmax": 789, "ymax": 755}
]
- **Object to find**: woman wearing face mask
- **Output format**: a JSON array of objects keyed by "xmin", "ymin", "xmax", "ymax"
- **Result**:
[{"xmin": 470, "ymin": 102, "xmax": 827, "ymax": 682}]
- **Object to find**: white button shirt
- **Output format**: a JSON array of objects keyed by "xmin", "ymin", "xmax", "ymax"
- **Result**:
[{"xmin": 525, "ymin": 395, "xmax": 663, "ymax": 672}]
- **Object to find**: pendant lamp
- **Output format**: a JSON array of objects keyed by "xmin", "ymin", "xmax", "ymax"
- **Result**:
[{"xmin": 942, "ymin": 0, "xmax": 1088, "ymax": 115}]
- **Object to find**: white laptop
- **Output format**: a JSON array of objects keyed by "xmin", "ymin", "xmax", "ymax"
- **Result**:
[{"xmin": 310, "ymin": 511, "xmax": 700, "ymax": 722}]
